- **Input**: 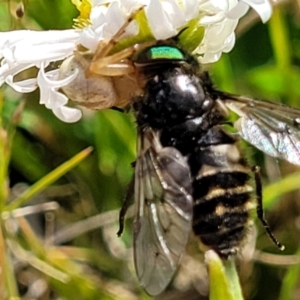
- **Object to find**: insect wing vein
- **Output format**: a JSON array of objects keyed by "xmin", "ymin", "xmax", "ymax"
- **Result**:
[
  {"xmin": 223, "ymin": 93, "xmax": 300, "ymax": 165},
  {"xmin": 133, "ymin": 128, "xmax": 193, "ymax": 296}
]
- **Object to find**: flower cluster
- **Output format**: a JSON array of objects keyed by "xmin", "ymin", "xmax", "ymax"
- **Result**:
[{"xmin": 0, "ymin": 0, "xmax": 272, "ymax": 122}]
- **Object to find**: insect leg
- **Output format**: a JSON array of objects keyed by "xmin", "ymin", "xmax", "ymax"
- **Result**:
[
  {"xmin": 93, "ymin": 7, "xmax": 144, "ymax": 60},
  {"xmin": 88, "ymin": 47, "xmax": 136, "ymax": 76},
  {"xmin": 117, "ymin": 175, "xmax": 135, "ymax": 237},
  {"xmin": 87, "ymin": 7, "xmax": 148, "ymax": 77},
  {"xmin": 87, "ymin": 7, "xmax": 156, "ymax": 77},
  {"xmin": 252, "ymin": 166, "xmax": 285, "ymax": 251}
]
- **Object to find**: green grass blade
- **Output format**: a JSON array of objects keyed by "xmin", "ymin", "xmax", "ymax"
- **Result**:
[{"xmin": 5, "ymin": 147, "xmax": 93, "ymax": 211}]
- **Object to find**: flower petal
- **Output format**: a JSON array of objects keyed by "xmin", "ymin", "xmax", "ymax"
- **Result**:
[
  {"xmin": 182, "ymin": 0, "xmax": 200, "ymax": 20},
  {"xmin": 162, "ymin": 0, "xmax": 186, "ymax": 29},
  {"xmin": 36, "ymin": 65, "xmax": 82, "ymax": 122},
  {"xmin": 146, "ymin": 0, "xmax": 177, "ymax": 40},
  {"xmin": 80, "ymin": 1, "xmax": 139, "ymax": 51},
  {"xmin": 242, "ymin": 0, "xmax": 272, "ymax": 23},
  {"xmin": 52, "ymin": 104, "xmax": 82, "ymax": 123},
  {"xmin": 226, "ymin": 2, "xmax": 249, "ymax": 20},
  {"xmin": 37, "ymin": 67, "xmax": 78, "ymax": 90},
  {"xmin": 5, "ymin": 76, "xmax": 37, "ymax": 93},
  {"xmin": 199, "ymin": 51, "xmax": 222, "ymax": 64},
  {"xmin": 12, "ymin": 42, "xmax": 77, "ymax": 64},
  {"xmin": 0, "ymin": 61, "xmax": 35, "ymax": 86},
  {"xmin": 0, "ymin": 30, "xmax": 80, "ymax": 62}
]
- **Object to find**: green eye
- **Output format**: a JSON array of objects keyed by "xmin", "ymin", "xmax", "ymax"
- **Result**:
[
  {"xmin": 149, "ymin": 46, "xmax": 184, "ymax": 60},
  {"xmin": 133, "ymin": 45, "xmax": 187, "ymax": 64}
]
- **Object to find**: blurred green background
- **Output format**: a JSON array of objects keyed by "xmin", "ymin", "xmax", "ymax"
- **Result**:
[{"xmin": 1, "ymin": 0, "xmax": 300, "ymax": 299}]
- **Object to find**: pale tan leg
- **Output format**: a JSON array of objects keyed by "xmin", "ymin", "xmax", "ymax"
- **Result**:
[
  {"xmin": 88, "ymin": 46, "xmax": 136, "ymax": 76},
  {"xmin": 88, "ymin": 39, "xmax": 157, "ymax": 77},
  {"xmin": 86, "ymin": 7, "xmax": 144, "ymax": 78},
  {"xmin": 92, "ymin": 7, "xmax": 144, "ymax": 60}
]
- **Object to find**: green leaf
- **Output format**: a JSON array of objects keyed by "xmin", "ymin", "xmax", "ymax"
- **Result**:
[
  {"xmin": 205, "ymin": 250, "xmax": 244, "ymax": 300},
  {"xmin": 246, "ymin": 65, "xmax": 300, "ymax": 100},
  {"xmin": 25, "ymin": 0, "xmax": 77, "ymax": 29}
]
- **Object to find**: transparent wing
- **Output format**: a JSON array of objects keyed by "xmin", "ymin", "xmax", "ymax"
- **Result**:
[
  {"xmin": 133, "ymin": 127, "xmax": 193, "ymax": 296},
  {"xmin": 220, "ymin": 92, "xmax": 300, "ymax": 165}
]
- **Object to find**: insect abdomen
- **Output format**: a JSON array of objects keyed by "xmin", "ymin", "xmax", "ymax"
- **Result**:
[{"xmin": 191, "ymin": 142, "xmax": 255, "ymax": 257}]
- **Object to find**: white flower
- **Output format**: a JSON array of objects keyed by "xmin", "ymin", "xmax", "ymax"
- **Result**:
[
  {"xmin": 0, "ymin": 0, "xmax": 272, "ymax": 122},
  {"xmin": 0, "ymin": 29, "xmax": 82, "ymax": 122},
  {"xmin": 79, "ymin": 1, "xmax": 139, "ymax": 52},
  {"xmin": 195, "ymin": 0, "xmax": 272, "ymax": 63}
]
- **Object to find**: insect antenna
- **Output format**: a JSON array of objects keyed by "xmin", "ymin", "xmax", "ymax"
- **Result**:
[{"xmin": 252, "ymin": 166, "xmax": 285, "ymax": 251}]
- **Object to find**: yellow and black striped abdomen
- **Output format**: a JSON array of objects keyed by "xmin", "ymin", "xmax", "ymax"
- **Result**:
[{"xmin": 191, "ymin": 143, "xmax": 256, "ymax": 258}]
